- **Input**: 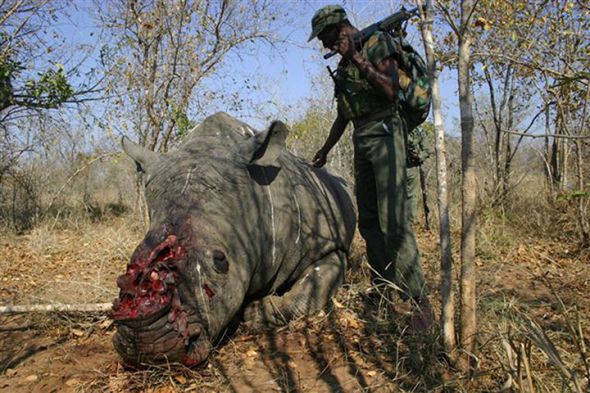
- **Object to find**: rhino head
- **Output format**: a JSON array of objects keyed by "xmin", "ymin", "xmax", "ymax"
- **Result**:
[{"xmin": 111, "ymin": 113, "xmax": 289, "ymax": 367}]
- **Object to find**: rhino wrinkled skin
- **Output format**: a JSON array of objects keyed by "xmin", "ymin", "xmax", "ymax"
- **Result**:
[{"xmin": 112, "ymin": 112, "xmax": 356, "ymax": 367}]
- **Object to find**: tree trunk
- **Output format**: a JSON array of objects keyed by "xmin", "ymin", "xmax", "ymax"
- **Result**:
[
  {"xmin": 458, "ymin": 0, "xmax": 478, "ymax": 374},
  {"xmin": 551, "ymin": 109, "xmax": 564, "ymax": 191},
  {"xmin": 419, "ymin": 165, "xmax": 431, "ymax": 230},
  {"xmin": 500, "ymin": 75, "xmax": 515, "ymax": 204},
  {"xmin": 544, "ymin": 104, "xmax": 554, "ymax": 194},
  {"xmin": 574, "ymin": 84, "xmax": 590, "ymax": 246},
  {"xmin": 575, "ymin": 139, "xmax": 589, "ymax": 245},
  {"xmin": 417, "ymin": 0, "xmax": 457, "ymax": 362},
  {"xmin": 562, "ymin": 139, "xmax": 569, "ymax": 191}
]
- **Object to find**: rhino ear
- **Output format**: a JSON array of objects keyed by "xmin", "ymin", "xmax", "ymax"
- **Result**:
[
  {"xmin": 121, "ymin": 136, "xmax": 161, "ymax": 175},
  {"xmin": 248, "ymin": 121, "xmax": 289, "ymax": 167}
]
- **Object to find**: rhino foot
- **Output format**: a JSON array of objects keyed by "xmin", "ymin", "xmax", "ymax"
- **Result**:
[
  {"xmin": 243, "ymin": 251, "xmax": 346, "ymax": 329},
  {"xmin": 243, "ymin": 295, "xmax": 286, "ymax": 329}
]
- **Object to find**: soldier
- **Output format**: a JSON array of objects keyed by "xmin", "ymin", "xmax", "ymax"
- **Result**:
[{"xmin": 308, "ymin": 5, "xmax": 432, "ymax": 331}]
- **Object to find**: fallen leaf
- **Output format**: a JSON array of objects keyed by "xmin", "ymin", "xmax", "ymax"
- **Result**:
[
  {"xmin": 153, "ymin": 386, "xmax": 175, "ymax": 393},
  {"xmin": 298, "ymin": 337, "xmax": 306, "ymax": 347},
  {"xmin": 100, "ymin": 319, "xmax": 113, "ymax": 330},
  {"xmin": 332, "ymin": 299, "xmax": 345, "ymax": 309},
  {"xmin": 66, "ymin": 378, "xmax": 79, "ymax": 386},
  {"xmin": 341, "ymin": 313, "xmax": 361, "ymax": 329}
]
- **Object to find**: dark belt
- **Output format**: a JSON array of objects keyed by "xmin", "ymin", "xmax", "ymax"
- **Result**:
[{"xmin": 352, "ymin": 108, "xmax": 396, "ymax": 129}]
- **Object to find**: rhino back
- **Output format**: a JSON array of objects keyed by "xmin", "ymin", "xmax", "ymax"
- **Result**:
[
  {"xmin": 142, "ymin": 114, "xmax": 355, "ymax": 298},
  {"xmin": 243, "ymin": 151, "xmax": 355, "ymax": 295}
]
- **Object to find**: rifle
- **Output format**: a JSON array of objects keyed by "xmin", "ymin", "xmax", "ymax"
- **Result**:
[{"xmin": 323, "ymin": 6, "xmax": 421, "ymax": 60}]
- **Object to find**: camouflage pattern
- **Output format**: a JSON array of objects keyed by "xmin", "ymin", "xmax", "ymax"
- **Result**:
[
  {"xmin": 314, "ymin": 15, "xmax": 428, "ymax": 299},
  {"xmin": 330, "ymin": 30, "xmax": 426, "ymax": 299},
  {"xmin": 395, "ymin": 37, "xmax": 431, "ymax": 132},
  {"xmin": 334, "ymin": 31, "xmax": 397, "ymax": 123},
  {"xmin": 333, "ymin": 31, "xmax": 431, "ymax": 136},
  {"xmin": 406, "ymin": 126, "xmax": 431, "ymax": 167},
  {"xmin": 308, "ymin": 5, "xmax": 348, "ymax": 42},
  {"xmin": 407, "ymin": 127, "xmax": 431, "ymax": 224}
]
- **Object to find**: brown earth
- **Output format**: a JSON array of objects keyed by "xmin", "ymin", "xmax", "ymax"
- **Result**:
[{"xmin": 0, "ymin": 218, "xmax": 588, "ymax": 392}]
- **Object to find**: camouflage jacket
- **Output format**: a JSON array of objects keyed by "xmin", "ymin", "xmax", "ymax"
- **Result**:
[{"xmin": 334, "ymin": 31, "xmax": 397, "ymax": 122}]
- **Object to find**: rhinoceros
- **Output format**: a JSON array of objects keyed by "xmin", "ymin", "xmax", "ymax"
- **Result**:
[{"xmin": 111, "ymin": 112, "xmax": 356, "ymax": 367}]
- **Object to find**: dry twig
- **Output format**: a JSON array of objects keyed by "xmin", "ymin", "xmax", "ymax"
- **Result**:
[{"xmin": 0, "ymin": 302, "xmax": 112, "ymax": 314}]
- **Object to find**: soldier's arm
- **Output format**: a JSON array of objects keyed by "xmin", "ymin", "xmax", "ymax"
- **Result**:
[
  {"xmin": 334, "ymin": 32, "xmax": 399, "ymax": 102},
  {"xmin": 351, "ymin": 55, "xmax": 399, "ymax": 102},
  {"xmin": 312, "ymin": 114, "xmax": 349, "ymax": 168}
]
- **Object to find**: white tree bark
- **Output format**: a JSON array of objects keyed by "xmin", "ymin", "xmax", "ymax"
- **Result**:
[
  {"xmin": 416, "ymin": 0, "xmax": 457, "ymax": 362},
  {"xmin": 458, "ymin": 0, "xmax": 478, "ymax": 374},
  {"xmin": 0, "ymin": 303, "xmax": 112, "ymax": 314}
]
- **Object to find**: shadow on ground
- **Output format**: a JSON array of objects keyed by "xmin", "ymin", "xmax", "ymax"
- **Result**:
[{"xmin": 0, "ymin": 292, "xmax": 444, "ymax": 393}]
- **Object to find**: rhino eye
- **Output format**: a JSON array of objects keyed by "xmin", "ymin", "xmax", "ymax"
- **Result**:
[{"xmin": 212, "ymin": 250, "xmax": 228, "ymax": 274}]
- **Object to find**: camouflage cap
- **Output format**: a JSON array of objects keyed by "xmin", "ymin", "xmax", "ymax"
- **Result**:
[{"xmin": 308, "ymin": 5, "xmax": 348, "ymax": 42}]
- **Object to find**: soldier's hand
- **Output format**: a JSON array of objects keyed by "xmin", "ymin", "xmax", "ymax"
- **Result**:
[
  {"xmin": 312, "ymin": 150, "xmax": 327, "ymax": 168},
  {"xmin": 334, "ymin": 32, "xmax": 356, "ymax": 60}
]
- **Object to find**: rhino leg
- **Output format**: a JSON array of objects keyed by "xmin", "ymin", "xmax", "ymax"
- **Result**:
[{"xmin": 244, "ymin": 250, "xmax": 346, "ymax": 327}]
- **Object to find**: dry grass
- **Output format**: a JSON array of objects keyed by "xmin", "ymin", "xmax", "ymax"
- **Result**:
[
  {"xmin": 0, "ymin": 199, "xmax": 588, "ymax": 392},
  {"xmin": 455, "ymin": 203, "xmax": 590, "ymax": 392},
  {"xmin": 0, "ymin": 214, "xmax": 143, "ymax": 306}
]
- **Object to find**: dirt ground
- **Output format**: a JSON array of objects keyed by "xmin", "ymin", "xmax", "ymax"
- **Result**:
[{"xmin": 0, "ymin": 218, "xmax": 588, "ymax": 392}]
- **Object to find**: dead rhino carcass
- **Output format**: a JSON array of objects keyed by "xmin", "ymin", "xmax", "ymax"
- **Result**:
[{"xmin": 111, "ymin": 112, "xmax": 356, "ymax": 367}]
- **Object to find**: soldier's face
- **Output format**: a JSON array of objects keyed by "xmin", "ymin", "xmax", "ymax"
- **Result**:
[{"xmin": 318, "ymin": 25, "xmax": 340, "ymax": 49}]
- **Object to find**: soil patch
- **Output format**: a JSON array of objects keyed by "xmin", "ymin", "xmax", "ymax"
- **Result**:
[{"xmin": 0, "ymin": 222, "xmax": 588, "ymax": 392}]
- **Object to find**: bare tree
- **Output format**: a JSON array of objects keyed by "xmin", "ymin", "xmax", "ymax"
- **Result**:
[
  {"xmin": 0, "ymin": 1, "xmax": 102, "ymax": 118},
  {"xmin": 99, "ymin": 0, "xmax": 288, "ymax": 153},
  {"xmin": 466, "ymin": 0, "xmax": 588, "ymax": 216},
  {"xmin": 0, "ymin": 0, "xmax": 100, "ymax": 229},
  {"xmin": 416, "ymin": 0, "xmax": 457, "ymax": 364},
  {"xmin": 456, "ymin": 0, "xmax": 477, "ymax": 374},
  {"xmin": 437, "ymin": 0, "xmax": 478, "ymax": 373},
  {"xmin": 472, "ymin": 0, "xmax": 589, "ymax": 244},
  {"xmin": 475, "ymin": 61, "xmax": 534, "ymax": 205}
]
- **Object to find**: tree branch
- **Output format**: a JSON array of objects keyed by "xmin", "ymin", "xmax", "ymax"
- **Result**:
[
  {"xmin": 503, "ymin": 130, "xmax": 590, "ymax": 140},
  {"xmin": 0, "ymin": 303, "xmax": 112, "ymax": 313},
  {"xmin": 436, "ymin": 0, "xmax": 460, "ymax": 36}
]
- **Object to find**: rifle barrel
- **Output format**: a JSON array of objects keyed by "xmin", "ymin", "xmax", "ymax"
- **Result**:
[{"xmin": 322, "ymin": 6, "xmax": 420, "ymax": 60}]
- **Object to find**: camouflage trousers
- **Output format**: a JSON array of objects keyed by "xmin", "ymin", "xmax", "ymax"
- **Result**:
[{"xmin": 353, "ymin": 115, "xmax": 426, "ymax": 300}]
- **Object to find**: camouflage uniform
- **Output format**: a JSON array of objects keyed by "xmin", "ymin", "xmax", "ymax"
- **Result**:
[
  {"xmin": 334, "ymin": 31, "xmax": 426, "ymax": 299},
  {"xmin": 406, "ymin": 126, "xmax": 430, "ymax": 224}
]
